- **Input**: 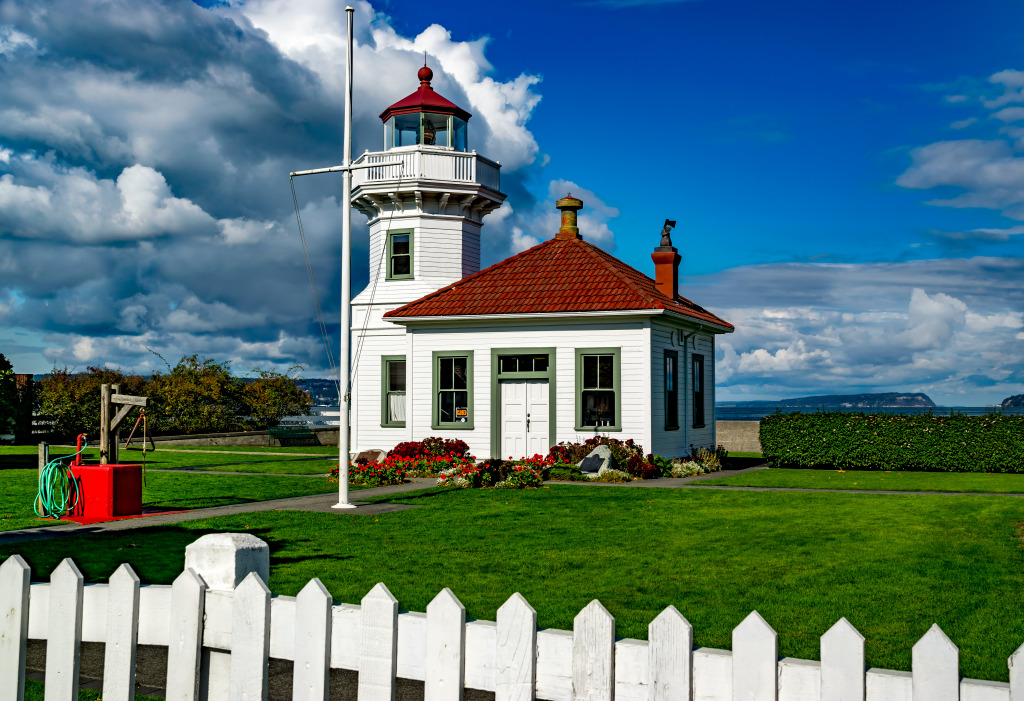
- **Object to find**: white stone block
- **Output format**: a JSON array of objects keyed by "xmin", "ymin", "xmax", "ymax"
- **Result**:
[{"xmin": 184, "ymin": 534, "xmax": 269, "ymax": 591}]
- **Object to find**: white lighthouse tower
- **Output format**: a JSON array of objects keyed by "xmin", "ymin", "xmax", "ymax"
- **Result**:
[{"xmin": 348, "ymin": 64, "xmax": 506, "ymax": 450}]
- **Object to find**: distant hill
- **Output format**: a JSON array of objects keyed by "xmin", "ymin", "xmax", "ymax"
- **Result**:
[
  {"xmin": 1003, "ymin": 394, "xmax": 1024, "ymax": 409},
  {"xmin": 296, "ymin": 378, "xmax": 340, "ymax": 405},
  {"xmin": 719, "ymin": 392, "xmax": 936, "ymax": 409}
]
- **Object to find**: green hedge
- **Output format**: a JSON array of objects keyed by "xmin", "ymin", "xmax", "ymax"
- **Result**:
[{"xmin": 759, "ymin": 412, "xmax": 1024, "ymax": 472}]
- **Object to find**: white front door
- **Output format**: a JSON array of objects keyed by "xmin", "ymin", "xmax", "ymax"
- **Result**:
[{"xmin": 500, "ymin": 380, "xmax": 550, "ymax": 459}]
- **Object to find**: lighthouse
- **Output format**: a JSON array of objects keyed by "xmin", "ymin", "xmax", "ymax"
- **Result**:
[{"xmin": 349, "ymin": 65, "xmax": 506, "ymax": 448}]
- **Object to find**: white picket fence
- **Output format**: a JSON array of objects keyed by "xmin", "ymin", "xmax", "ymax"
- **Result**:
[{"xmin": 1, "ymin": 533, "xmax": 1022, "ymax": 701}]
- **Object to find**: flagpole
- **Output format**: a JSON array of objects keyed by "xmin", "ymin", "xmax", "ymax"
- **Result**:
[{"xmin": 334, "ymin": 4, "xmax": 357, "ymax": 509}]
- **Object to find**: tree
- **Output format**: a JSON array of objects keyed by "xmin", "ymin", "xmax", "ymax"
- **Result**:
[
  {"xmin": 38, "ymin": 366, "xmax": 147, "ymax": 441},
  {"xmin": 0, "ymin": 353, "xmax": 15, "ymax": 436},
  {"xmin": 147, "ymin": 355, "xmax": 246, "ymax": 434},
  {"xmin": 243, "ymin": 367, "xmax": 312, "ymax": 430}
]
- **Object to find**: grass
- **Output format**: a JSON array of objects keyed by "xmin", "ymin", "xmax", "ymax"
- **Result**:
[
  {"xmin": 23, "ymin": 679, "xmax": 161, "ymax": 700},
  {"xmin": 0, "ymin": 468, "xmax": 342, "ymax": 532},
  {"xmin": 4, "ymin": 485, "xmax": 1024, "ymax": 682},
  {"xmin": 701, "ymin": 468, "xmax": 1024, "ymax": 493}
]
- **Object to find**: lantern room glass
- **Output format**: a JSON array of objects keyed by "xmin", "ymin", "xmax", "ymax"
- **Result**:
[{"xmin": 384, "ymin": 113, "xmax": 469, "ymax": 152}]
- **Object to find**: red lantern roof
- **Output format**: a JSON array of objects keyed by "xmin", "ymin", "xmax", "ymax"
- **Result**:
[{"xmin": 379, "ymin": 65, "xmax": 472, "ymax": 122}]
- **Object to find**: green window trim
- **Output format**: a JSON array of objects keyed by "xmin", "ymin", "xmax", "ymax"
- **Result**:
[
  {"xmin": 490, "ymin": 348, "xmax": 557, "ymax": 459},
  {"xmin": 380, "ymin": 355, "xmax": 407, "ymax": 428},
  {"xmin": 386, "ymin": 230, "xmax": 414, "ymax": 280},
  {"xmin": 664, "ymin": 349, "xmax": 679, "ymax": 431},
  {"xmin": 431, "ymin": 350, "xmax": 475, "ymax": 430},
  {"xmin": 574, "ymin": 347, "xmax": 622, "ymax": 432}
]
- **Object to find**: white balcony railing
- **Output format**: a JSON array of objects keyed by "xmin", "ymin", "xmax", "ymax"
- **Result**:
[{"xmin": 352, "ymin": 147, "xmax": 500, "ymax": 192}]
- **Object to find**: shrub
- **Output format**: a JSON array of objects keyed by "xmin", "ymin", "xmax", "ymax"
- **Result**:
[
  {"xmin": 495, "ymin": 465, "xmax": 544, "ymax": 489},
  {"xmin": 403, "ymin": 453, "xmax": 476, "ymax": 477},
  {"xmin": 437, "ymin": 463, "xmax": 489, "ymax": 488},
  {"xmin": 547, "ymin": 437, "xmax": 660, "ymax": 479},
  {"xmin": 693, "ymin": 446, "xmax": 726, "ymax": 470},
  {"xmin": 759, "ymin": 411, "xmax": 1024, "ymax": 472},
  {"xmin": 593, "ymin": 467, "xmax": 632, "ymax": 483},
  {"xmin": 389, "ymin": 438, "xmax": 471, "ymax": 460},
  {"xmin": 671, "ymin": 460, "xmax": 710, "ymax": 478},
  {"xmin": 548, "ymin": 465, "xmax": 589, "ymax": 481}
]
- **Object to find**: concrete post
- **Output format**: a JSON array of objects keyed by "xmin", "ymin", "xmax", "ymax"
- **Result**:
[{"xmin": 184, "ymin": 533, "xmax": 270, "ymax": 700}]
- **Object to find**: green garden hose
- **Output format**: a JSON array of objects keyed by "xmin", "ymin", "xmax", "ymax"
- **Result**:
[{"xmin": 34, "ymin": 441, "xmax": 86, "ymax": 519}]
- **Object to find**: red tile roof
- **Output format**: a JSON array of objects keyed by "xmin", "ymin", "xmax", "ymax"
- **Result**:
[{"xmin": 383, "ymin": 236, "xmax": 733, "ymax": 330}]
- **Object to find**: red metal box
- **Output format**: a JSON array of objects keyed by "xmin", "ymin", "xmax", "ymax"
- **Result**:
[{"xmin": 69, "ymin": 464, "xmax": 143, "ymax": 519}]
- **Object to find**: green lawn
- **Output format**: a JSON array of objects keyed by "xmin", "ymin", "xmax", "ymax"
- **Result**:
[
  {"xmin": 0, "ymin": 469, "xmax": 340, "ymax": 532},
  {"xmin": 1, "ymin": 446, "xmax": 336, "ymax": 475},
  {"xmin": 701, "ymin": 468, "xmax": 1024, "ymax": 493},
  {"xmin": 23, "ymin": 679, "xmax": 161, "ymax": 701},
  {"xmin": 3, "ymin": 485, "xmax": 1023, "ymax": 682}
]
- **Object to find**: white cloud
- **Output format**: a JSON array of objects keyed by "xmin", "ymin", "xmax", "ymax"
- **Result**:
[
  {"xmin": 0, "ymin": 156, "xmax": 216, "ymax": 242},
  {"xmin": 896, "ymin": 288, "xmax": 966, "ymax": 350},
  {"xmin": 695, "ymin": 257, "xmax": 1024, "ymax": 405}
]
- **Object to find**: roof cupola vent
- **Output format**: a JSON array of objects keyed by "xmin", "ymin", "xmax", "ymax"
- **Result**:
[{"xmin": 555, "ymin": 194, "xmax": 583, "ymax": 240}]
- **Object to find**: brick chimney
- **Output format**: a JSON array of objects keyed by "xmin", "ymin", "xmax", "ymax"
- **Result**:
[
  {"xmin": 651, "ymin": 219, "xmax": 680, "ymax": 299},
  {"xmin": 555, "ymin": 194, "xmax": 583, "ymax": 240}
]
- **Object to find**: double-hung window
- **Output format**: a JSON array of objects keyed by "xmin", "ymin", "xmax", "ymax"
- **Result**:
[
  {"xmin": 664, "ymin": 350, "xmax": 679, "ymax": 430},
  {"xmin": 432, "ymin": 351, "xmax": 474, "ymax": 429},
  {"xmin": 692, "ymin": 353, "xmax": 705, "ymax": 428},
  {"xmin": 381, "ymin": 356, "xmax": 406, "ymax": 427},
  {"xmin": 386, "ymin": 230, "xmax": 413, "ymax": 280},
  {"xmin": 575, "ymin": 348, "xmax": 621, "ymax": 431}
]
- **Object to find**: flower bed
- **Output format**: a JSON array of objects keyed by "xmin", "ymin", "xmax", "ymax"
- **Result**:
[{"xmin": 330, "ymin": 455, "xmax": 407, "ymax": 487}]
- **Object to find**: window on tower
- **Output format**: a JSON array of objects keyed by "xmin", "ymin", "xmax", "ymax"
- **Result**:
[{"xmin": 386, "ymin": 230, "xmax": 413, "ymax": 279}]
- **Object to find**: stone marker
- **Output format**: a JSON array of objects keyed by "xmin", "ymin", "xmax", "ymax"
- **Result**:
[{"xmin": 578, "ymin": 444, "xmax": 613, "ymax": 473}]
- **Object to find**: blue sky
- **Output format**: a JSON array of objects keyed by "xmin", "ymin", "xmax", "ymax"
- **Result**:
[{"xmin": 1, "ymin": 0, "xmax": 1023, "ymax": 404}]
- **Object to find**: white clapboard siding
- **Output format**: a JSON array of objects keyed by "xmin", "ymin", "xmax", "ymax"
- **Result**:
[{"xmin": 10, "ymin": 536, "xmax": 1024, "ymax": 701}]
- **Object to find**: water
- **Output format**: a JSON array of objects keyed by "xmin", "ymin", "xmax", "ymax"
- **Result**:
[{"xmin": 715, "ymin": 405, "xmax": 1024, "ymax": 421}]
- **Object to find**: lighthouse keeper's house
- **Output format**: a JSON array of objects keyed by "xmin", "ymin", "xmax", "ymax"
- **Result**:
[{"xmin": 347, "ymin": 66, "xmax": 733, "ymax": 460}]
